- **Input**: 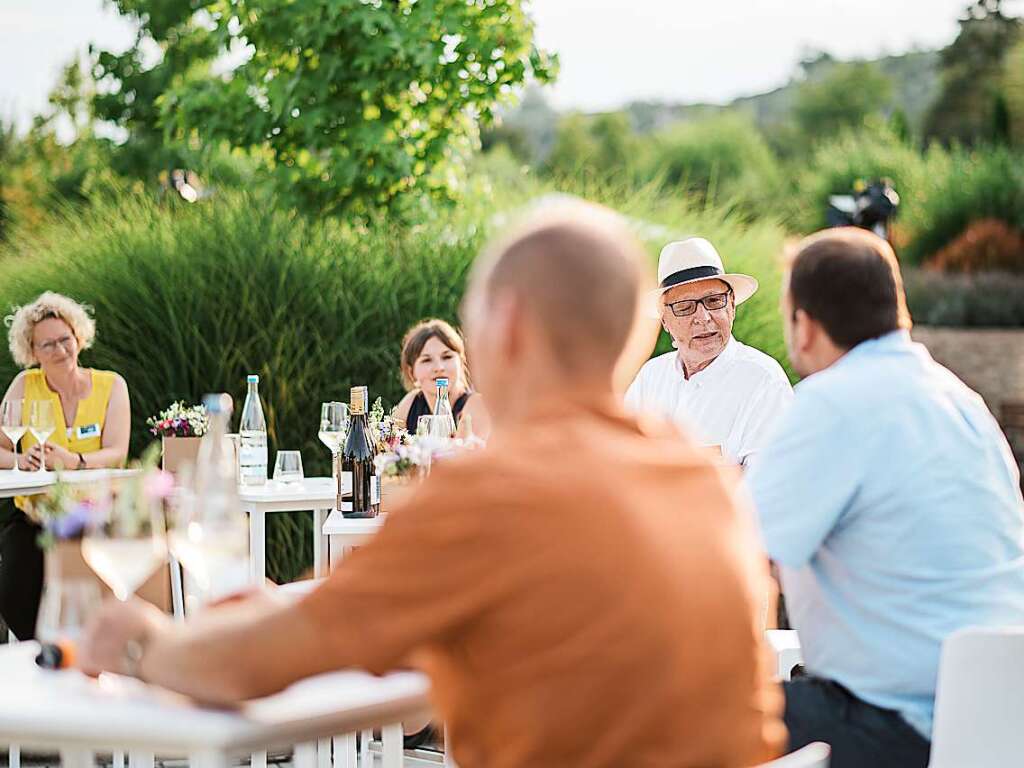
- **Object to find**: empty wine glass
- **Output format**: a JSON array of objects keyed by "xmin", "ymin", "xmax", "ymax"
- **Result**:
[
  {"xmin": 29, "ymin": 400, "xmax": 56, "ymax": 474},
  {"xmin": 1, "ymin": 399, "xmax": 26, "ymax": 473}
]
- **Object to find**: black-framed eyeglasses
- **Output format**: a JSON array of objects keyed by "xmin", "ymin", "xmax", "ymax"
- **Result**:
[{"xmin": 664, "ymin": 289, "xmax": 733, "ymax": 317}]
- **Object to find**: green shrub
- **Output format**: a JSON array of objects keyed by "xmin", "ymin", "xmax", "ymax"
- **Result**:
[
  {"xmin": 642, "ymin": 114, "xmax": 782, "ymax": 214},
  {"xmin": 900, "ymin": 145, "xmax": 1024, "ymax": 264},
  {"xmin": 904, "ymin": 268, "xmax": 1024, "ymax": 326},
  {"xmin": 787, "ymin": 122, "xmax": 936, "ymax": 233},
  {"xmin": 0, "ymin": 179, "xmax": 792, "ymax": 577}
]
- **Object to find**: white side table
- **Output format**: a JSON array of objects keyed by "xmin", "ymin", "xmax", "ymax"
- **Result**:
[
  {"xmin": 322, "ymin": 512, "xmax": 383, "ymax": 569},
  {"xmin": 238, "ymin": 478, "xmax": 335, "ymax": 583}
]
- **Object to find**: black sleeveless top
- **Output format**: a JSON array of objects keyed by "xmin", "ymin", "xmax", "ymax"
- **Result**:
[{"xmin": 404, "ymin": 390, "xmax": 471, "ymax": 433}]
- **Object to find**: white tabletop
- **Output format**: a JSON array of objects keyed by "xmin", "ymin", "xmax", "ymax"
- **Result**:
[
  {"xmin": 322, "ymin": 510, "xmax": 384, "ymax": 537},
  {"xmin": 0, "ymin": 642, "xmax": 430, "ymax": 754},
  {"xmin": 237, "ymin": 477, "xmax": 335, "ymax": 505},
  {"xmin": 0, "ymin": 468, "xmax": 143, "ymax": 498}
]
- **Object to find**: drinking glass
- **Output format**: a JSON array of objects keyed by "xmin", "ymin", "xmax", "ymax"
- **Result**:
[
  {"xmin": 29, "ymin": 400, "xmax": 56, "ymax": 474},
  {"xmin": 82, "ymin": 479, "xmax": 168, "ymax": 601},
  {"xmin": 273, "ymin": 450, "xmax": 304, "ymax": 485},
  {"xmin": 417, "ymin": 415, "xmax": 453, "ymax": 440},
  {"xmin": 320, "ymin": 401, "xmax": 349, "ymax": 480},
  {"xmin": 1, "ymin": 399, "xmax": 26, "ymax": 473}
]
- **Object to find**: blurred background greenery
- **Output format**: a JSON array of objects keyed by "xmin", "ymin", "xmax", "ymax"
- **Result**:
[{"xmin": 2, "ymin": 0, "xmax": 1023, "ymax": 577}]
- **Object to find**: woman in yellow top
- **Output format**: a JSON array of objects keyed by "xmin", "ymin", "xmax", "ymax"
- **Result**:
[{"xmin": 0, "ymin": 292, "xmax": 130, "ymax": 639}]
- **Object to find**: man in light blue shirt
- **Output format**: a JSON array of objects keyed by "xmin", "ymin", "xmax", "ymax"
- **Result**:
[{"xmin": 748, "ymin": 227, "xmax": 1024, "ymax": 768}]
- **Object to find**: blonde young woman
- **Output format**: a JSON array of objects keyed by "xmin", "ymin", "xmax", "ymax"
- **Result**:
[
  {"xmin": 394, "ymin": 318, "xmax": 491, "ymax": 440},
  {"xmin": 0, "ymin": 292, "xmax": 130, "ymax": 639}
]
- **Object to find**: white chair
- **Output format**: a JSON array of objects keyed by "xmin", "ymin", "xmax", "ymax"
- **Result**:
[
  {"xmin": 929, "ymin": 625, "xmax": 1024, "ymax": 768},
  {"xmin": 755, "ymin": 742, "xmax": 830, "ymax": 767}
]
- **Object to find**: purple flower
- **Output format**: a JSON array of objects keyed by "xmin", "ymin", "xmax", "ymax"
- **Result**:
[
  {"xmin": 144, "ymin": 470, "xmax": 175, "ymax": 500},
  {"xmin": 48, "ymin": 501, "xmax": 97, "ymax": 540}
]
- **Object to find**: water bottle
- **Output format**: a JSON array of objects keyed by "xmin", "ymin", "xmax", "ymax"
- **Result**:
[
  {"xmin": 434, "ymin": 377, "xmax": 457, "ymax": 438},
  {"xmin": 238, "ymin": 374, "xmax": 268, "ymax": 486}
]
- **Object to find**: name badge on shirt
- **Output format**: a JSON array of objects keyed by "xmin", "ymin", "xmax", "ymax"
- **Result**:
[{"xmin": 76, "ymin": 423, "xmax": 101, "ymax": 440}]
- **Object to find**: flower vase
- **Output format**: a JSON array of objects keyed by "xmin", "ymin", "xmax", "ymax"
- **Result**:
[{"xmin": 161, "ymin": 436, "xmax": 202, "ymax": 477}]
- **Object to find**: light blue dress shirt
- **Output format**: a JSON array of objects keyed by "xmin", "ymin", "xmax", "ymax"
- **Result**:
[{"xmin": 748, "ymin": 330, "xmax": 1024, "ymax": 738}]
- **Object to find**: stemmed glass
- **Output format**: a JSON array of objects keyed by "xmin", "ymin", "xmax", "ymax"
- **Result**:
[
  {"xmin": 319, "ymin": 402, "xmax": 349, "ymax": 476},
  {"xmin": 82, "ymin": 479, "xmax": 168, "ymax": 602},
  {"xmin": 29, "ymin": 400, "xmax": 55, "ymax": 474},
  {"xmin": 1, "ymin": 399, "xmax": 26, "ymax": 473}
]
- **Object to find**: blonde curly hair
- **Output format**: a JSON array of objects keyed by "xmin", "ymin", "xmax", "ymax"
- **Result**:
[{"xmin": 5, "ymin": 292, "xmax": 97, "ymax": 368}]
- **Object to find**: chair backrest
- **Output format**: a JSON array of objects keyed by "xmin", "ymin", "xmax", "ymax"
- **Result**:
[
  {"xmin": 754, "ymin": 742, "xmax": 830, "ymax": 768},
  {"xmin": 930, "ymin": 625, "xmax": 1024, "ymax": 768}
]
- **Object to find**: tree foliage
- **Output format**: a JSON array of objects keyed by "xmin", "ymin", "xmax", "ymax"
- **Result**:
[
  {"xmin": 923, "ymin": 0, "xmax": 1023, "ymax": 145},
  {"xmin": 90, "ymin": 0, "xmax": 555, "ymax": 214},
  {"xmin": 792, "ymin": 61, "xmax": 894, "ymax": 140}
]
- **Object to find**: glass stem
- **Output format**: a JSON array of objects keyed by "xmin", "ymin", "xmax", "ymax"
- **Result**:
[
  {"xmin": 11, "ymin": 442, "xmax": 18, "ymax": 473},
  {"xmin": 37, "ymin": 440, "xmax": 46, "ymax": 473}
]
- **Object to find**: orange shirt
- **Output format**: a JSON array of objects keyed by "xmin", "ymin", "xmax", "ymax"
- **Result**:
[{"xmin": 299, "ymin": 396, "xmax": 785, "ymax": 768}]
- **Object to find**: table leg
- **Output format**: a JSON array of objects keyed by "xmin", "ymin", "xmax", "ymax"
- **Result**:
[
  {"xmin": 333, "ymin": 734, "xmax": 357, "ymax": 768},
  {"xmin": 251, "ymin": 751, "xmax": 267, "ymax": 768},
  {"xmin": 169, "ymin": 553, "xmax": 186, "ymax": 621},
  {"xmin": 249, "ymin": 507, "xmax": 266, "ymax": 584},
  {"xmin": 294, "ymin": 742, "xmax": 317, "ymax": 768},
  {"xmin": 60, "ymin": 749, "xmax": 94, "ymax": 768},
  {"xmin": 381, "ymin": 723, "xmax": 403, "ymax": 768},
  {"xmin": 9, "ymin": 744, "xmax": 20, "ymax": 768},
  {"xmin": 112, "ymin": 750, "xmax": 124, "ymax": 768},
  {"xmin": 359, "ymin": 730, "xmax": 374, "ymax": 768},
  {"xmin": 317, "ymin": 738, "xmax": 331, "ymax": 768},
  {"xmin": 128, "ymin": 750, "xmax": 153, "ymax": 768},
  {"xmin": 313, "ymin": 508, "xmax": 329, "ymax": 578}
]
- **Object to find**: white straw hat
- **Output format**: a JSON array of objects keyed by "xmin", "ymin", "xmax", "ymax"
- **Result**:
[{"xmin": 648, "ymin": 237, "xmax": 759, "ymax": 317}]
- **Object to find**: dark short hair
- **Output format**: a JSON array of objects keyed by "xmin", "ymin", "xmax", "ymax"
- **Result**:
[{"xmin": 788, "ymin": 228, "xmax": 912, "ymax": 349}]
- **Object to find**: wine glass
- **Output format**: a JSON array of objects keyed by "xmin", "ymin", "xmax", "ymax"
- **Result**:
[
  {"xmin": 319, "ymin": 401, "xmax": 349, "ymax": 476},
  {"xmin": 1, "ymin": 399, "xmax": 26, "ymax": 473},
  {"xmin": 29, "ymin": 400, "xmax": 56, "ymax": 474},
  {"xmin": 82, "ymin": 478, "xmax": 168, "ymax": 601}
]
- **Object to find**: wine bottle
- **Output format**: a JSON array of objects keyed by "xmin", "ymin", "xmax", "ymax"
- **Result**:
[
  {"xmin": 339, "ymin": 386, "xmax": 378, "ymax": 518},
  {"xmin": 434, "ymin": 377, "xmax": 457, "ymax": 438}
]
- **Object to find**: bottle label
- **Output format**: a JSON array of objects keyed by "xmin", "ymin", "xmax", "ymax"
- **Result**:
[
  {"xmin": 239, "ymin": 445, "xmax": 268, "ymax": 466},
  {"xmin": 340, "ymin": 471, "xmax": 352, "ymax": 512}
]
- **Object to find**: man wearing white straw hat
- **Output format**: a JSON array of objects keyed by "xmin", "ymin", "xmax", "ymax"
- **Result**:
[{"xmin": 625, "ymin": 237, "xmax": 792, "ymax": 467}]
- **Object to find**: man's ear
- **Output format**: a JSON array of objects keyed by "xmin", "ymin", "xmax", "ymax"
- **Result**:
[
  {"xmin": 792, "ymin": 308, "xmax": 815, "ymax": 355},
  {"xmin": 490, "ymin": 291, "xmax": 522, "ymax": 364}
]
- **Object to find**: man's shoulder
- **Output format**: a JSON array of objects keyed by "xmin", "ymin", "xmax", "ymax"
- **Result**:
[
  {"xmin": 729, "ymin": 340, "xmax": 792, "ymax": 389},
  {"xmin": 636, "ymin": 350, "xmax": 678, "ymax": 378}
]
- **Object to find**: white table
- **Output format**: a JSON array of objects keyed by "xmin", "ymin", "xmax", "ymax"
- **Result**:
[
  {"xmin": 238, "ymin": 478, "xmax": 335, "ymax": 583},
  {"xmin": 766, "ymin": 629, "xmax": 803, "ymax": 681},
  {"xmin": 322, "ymin": 511, "xmax": 383, "ymax": 569},
  {"xmin": 0, "ymin": 642, "xmax": 430, "ymax": 768},
  {"xmin": 0, "ymin": 469, "xmax": 142, "ymax": 499}
]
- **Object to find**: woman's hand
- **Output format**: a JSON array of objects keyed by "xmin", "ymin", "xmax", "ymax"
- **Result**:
[
  {"xmin": 24, "ymin": 443, "xmax": 46, "ymax": 471},
  {"xmin": 44, "ymin": 443, "xmax": 79, "ymax": 471}
]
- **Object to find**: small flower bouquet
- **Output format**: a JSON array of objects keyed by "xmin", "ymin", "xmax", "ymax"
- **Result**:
[
  {"xmin": 147, "ymin": 401, "xmax": 209, "ymax": 438},
  {"xmin": 148, "ymin": 401, "xmax": 208, "ymax": 475}
]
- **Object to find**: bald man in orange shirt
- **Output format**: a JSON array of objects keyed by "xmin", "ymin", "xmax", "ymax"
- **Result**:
[{"xmin": 79, "ymin": 201, "xmax": 785, "ymax": 767}]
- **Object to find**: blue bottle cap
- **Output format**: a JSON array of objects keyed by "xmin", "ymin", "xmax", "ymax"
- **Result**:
[
  {"xmin": 247, "ymin": 374, "xmax": 259, "ymax": 384},
  {"xmin": 202, "ymin": 393, "xmax": 233, "ymax": 415},
  {"xmin": 436, "ymin": 377, "xmax": 448, "ymax": 387}
]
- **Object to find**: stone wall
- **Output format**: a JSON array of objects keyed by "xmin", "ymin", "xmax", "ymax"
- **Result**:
[{"xmin": 912, "ymin": 326, "xmax": 1024, "ymax": 475}]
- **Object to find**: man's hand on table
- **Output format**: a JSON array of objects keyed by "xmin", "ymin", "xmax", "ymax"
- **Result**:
[{"xmin": 77, "ymin": 598, "xmax": 170, "ymax": 678}]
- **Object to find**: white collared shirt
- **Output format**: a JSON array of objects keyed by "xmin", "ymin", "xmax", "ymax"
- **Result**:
[{"xmin": 625, "ymin": 336, "xmax": 793, "ymax": 466}]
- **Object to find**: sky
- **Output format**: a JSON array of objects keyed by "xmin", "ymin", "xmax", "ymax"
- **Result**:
[{"xmin": 0, "ymin": 0, "xmax": 1010, "ymax": 130}]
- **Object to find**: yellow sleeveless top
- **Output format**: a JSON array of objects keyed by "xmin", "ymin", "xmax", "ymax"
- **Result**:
[
  {"xmin": 21, "ymin": 368, "xmax": 116, "ymax": 454},
  {"xmin": 16, "ymin": 369, "xmax": 116, "ymax": 511}
]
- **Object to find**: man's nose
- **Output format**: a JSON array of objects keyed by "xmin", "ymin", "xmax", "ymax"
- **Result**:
[{"xmin": 691, "ymin": 303, "xmax": 713, "ymax": 322}]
